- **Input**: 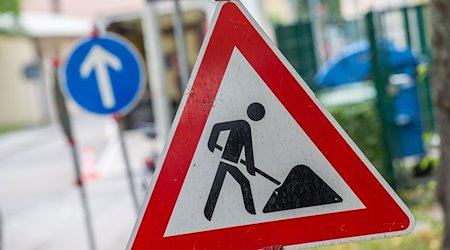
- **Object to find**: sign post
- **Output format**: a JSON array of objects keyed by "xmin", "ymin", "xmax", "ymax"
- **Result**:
[
  {"xmin": 62, "ymin": 34, "xmax": 145, "ymax": 214},
  {"xmin": 113, "ymin": 114, "xmax": 140, "ymax": 213},
  {"xmin": 53, "ymin": 59, "xmax": 97, "ymax": 250},
  {"xmin": 172, "ymin": 0, "xmax": 190, "ymax": 90},
  {"xmin": 142, "ymin": 0, "xmax": 172, "ymax": 141},
  {"xmin": 128, "ymin": 1, "xmax": 414, "ymax": 249}
]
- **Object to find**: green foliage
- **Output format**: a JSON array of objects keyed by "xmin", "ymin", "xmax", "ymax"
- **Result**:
[
  {"xmin": 328, "ymin": 101, "xmax": 386, "ymax": 176},
  {"xmin": 310, "ymin": 229, "xmax": 441, "ymax": 250},
  {"xmin": 0, "ymin": 123, "xmax": 24, "ymax": 136},
  {"xmin": 322, "ymin": 0, "xmax": 344, "ymax": 23},
  {"xmin": 0, "ymin": 0, "xmax": 20, "ymax": 15},
  {"xmin": 0, "ymin": 0, "xmax": 21, "ymax": 35},
  {"xmin": 311, "ymin": 179, "xmax": 442, "ymax": 249},
  {"xmin": 295, "ymin": 0, "xmax": 311, "ymax": 22},
  {"xmin": 400, "ymin": 180, "xmax": 439, "ymax": 221},
  {"xmin": 295, "ymin": 0, "xmax": 343, "ymax": 23}
]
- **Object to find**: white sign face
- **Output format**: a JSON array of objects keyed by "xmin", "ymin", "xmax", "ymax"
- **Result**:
[{"xmin": 164, "ymin": 49, "xmax": 365, "ymax": 237}]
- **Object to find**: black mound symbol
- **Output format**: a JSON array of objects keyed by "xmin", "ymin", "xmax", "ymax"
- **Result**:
[{"xmin": 263, "ymin": 165, "xmax": 343, "ymax": 213}]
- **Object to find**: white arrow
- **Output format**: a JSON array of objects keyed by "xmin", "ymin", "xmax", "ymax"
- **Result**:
[{"xmin": 80, "ymin": 45, "xmax": 122, "ymax": 108}]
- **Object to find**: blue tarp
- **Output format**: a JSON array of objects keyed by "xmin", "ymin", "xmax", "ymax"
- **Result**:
[{"xmin": 315, "ymin": 40, "xmax": 418, "ymax": 87}]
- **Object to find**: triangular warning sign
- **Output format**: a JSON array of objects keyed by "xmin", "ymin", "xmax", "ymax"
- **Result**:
[{"xmin": 128, "ymin": 1, "xmax": 414, "ymax": 249}]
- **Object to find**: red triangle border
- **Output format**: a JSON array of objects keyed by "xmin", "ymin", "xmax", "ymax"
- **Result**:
[{"xmin": 129, "ymin": 2, "xmax": 414, "ymax": 249}]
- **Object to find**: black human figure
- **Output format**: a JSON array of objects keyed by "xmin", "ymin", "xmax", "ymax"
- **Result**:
[{"xmin": 204, "ymin": 103, "xmax": 265, "ymax": 221}]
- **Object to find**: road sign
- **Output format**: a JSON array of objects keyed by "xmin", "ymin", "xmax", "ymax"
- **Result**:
[
  {"xmin": 128, "ymin": 1, "xmax": 414, "ymax": 249},
  {"xmin": 63, "ymin": 34, "xmax": 144, "ymax": 115}
]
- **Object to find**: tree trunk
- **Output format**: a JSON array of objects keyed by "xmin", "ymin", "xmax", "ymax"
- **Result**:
[{"xmin": 431, "ymin": 1, "xmax": 450, "ymax": 249}]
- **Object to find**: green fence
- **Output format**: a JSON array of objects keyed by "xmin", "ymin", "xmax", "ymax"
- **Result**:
[
  {"xmin": 275, "ymin": 3, "xmax": 434, "ymax": 188},
  {"xmin": 365, "ymin": 4, "xmax": 434, "ymax": 187},
  {"xmin": 275, "ymin": 22, "xmax": 317, "ymax": 90}
]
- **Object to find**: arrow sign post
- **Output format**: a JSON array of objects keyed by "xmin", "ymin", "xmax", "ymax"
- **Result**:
[
  {"xmin": 113, "ymin": 113, "xmax": 140, "ymax": 213},
  {"xmin": 53, "ymin": 58, "xmax": 97, "ymax": 250},
  {"xmin": 63, "ymin": 34, "xmax": 145, "ymax": 214}
]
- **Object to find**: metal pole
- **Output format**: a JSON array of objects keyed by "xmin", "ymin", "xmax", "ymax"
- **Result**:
[
  {"xmin": 0, "ymin": 208, "xmax": 2, "ymax": 250},
  {"xmin": 416, "ymin": 5, "xmax": 428, "ymax": 56},
  {"xmin": 53, "ymin": 59, "xmax": 96, "ymax": 250},
  {"xmin": 287, "ymin": 0, "xmax": 299, "ymax": 23},
  {"xmin": 307, "ymin": 0, "xmax": 323, "ymax": 68},
  {"xmin": 172, "ymin": 0, "xmax": 190, "ymax": 91},
  {"xmin": 402, "ymin": 8, "xmax": 412, "ymax": 47},
  {"xmin": 114, "ymin": 116, "xmax": 140, "ymax": 213},
  {"xmin": 366, "ymin": 11, "xmax": 396, "ymax": 188},
  {"xmin": 32, "ymin": 38, "xmax": 52, "ymax": 123},
  {"xmin": 142, "ymin": 0, "xmax": 172, "ymax": 142},
  {"xmin": 416, "ymin": 5, "xmax": 435, "ymax": 132},
  {"xmin": 69, "ymin": 141, "xmax": 97, "ymax": 250}
]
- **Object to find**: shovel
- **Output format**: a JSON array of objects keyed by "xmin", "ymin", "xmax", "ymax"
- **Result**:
[{"xmin": 240, "ymin": 159, "xmax": 281, "ymax": 185}]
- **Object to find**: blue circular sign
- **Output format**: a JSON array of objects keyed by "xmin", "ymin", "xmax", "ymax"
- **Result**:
[{"xmin": 63, "ymin": 34, "xmax": 145, "ymax": 115}]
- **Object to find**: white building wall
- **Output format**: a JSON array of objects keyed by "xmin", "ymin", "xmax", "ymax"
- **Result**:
[
  {"xmin": 0, "ymin": 34, "xmax": 82, "ymax": 125},
  {"xmin": 0, "ymin": 35, "xmax": 43, "ymax": 125}
]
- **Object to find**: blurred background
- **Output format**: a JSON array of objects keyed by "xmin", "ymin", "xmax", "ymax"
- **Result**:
[{"xmin": 0, "ymin": 0, "xmax": 444, "ymax": 249}]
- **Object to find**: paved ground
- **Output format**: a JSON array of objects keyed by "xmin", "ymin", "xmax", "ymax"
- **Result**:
[{"xmin": 0, "ymin": 115, "xmax": 162, "ymax": 250}]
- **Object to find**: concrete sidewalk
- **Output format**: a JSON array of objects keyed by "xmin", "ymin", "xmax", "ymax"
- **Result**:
[{"xmin": 0, "ymin": 114, "xmax": 162, "ymax": 250}]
